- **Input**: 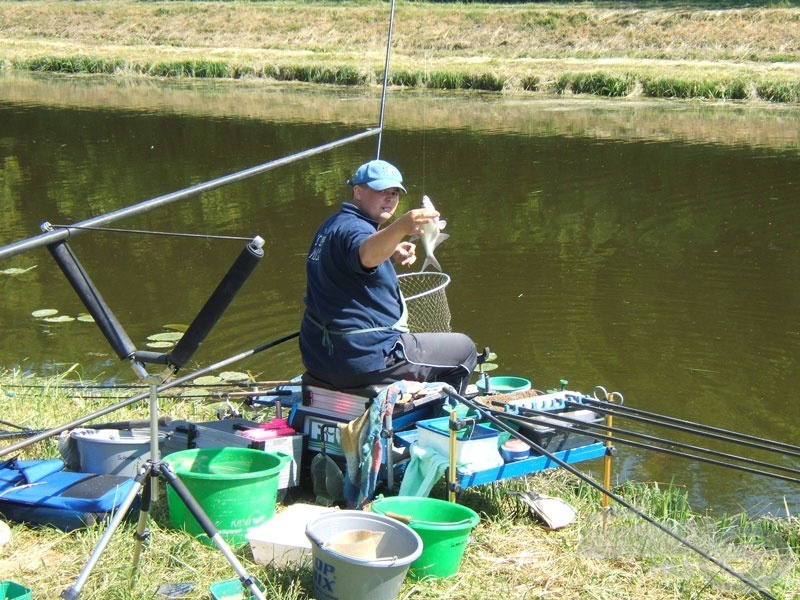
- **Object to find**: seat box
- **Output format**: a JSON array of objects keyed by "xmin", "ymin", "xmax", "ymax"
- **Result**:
[
  {"xmin": 289, "ymin": 400, "xmax": 439, "ymax": 460},
  {"xmin": 518, "ymin": 408, "xmax": 603, "ymax": 454},
  {"xmin": 160, "ymin": 418, "xmax": 302, "ymax": 489}
]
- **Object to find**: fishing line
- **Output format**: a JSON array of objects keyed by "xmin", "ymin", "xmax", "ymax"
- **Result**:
[
  {"xmin": 445, "ymin": 386, "xmax": 779, "ymax": 600},
  {"xmin": 48, "ymin": 224, "xmax": 252, "ymax": 242}
]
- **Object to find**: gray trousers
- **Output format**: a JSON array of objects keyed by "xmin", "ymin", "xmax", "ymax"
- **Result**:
[{"xmin": 308, "ymin": 332, "xmax": 477, "ymax": 395}]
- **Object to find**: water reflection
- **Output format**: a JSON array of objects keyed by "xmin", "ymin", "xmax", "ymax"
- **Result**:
[{"xmin": 1, "ymin": 72, "xmax": 799, "ymax": 516}]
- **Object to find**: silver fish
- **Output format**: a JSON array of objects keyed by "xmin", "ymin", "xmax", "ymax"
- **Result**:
[{"xmin": 417, "ymin": 195, "xmax": 449, "ymax": 272}]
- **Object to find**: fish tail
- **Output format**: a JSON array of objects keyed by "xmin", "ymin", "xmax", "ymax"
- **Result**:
[{"xmin": 421, "ymin": 255, "xmax": 442, "ymax": 272}]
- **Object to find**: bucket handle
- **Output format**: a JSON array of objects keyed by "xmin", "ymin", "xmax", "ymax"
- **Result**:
[
  {"xmin": 273, "ymin": 451, "xmax": 292, "ymax": 466},
  {"xmin": 306, "ymin": 529, "xmax": 402, "ymax": 566},
  {"xmin": 383, "ymin": 511, "xmax": 475, "ymax": 528}
]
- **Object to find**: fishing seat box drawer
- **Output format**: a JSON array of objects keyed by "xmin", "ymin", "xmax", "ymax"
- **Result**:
[{"xmin": 160, "ymin": 418, "xmax": 302, "ymax": 489}]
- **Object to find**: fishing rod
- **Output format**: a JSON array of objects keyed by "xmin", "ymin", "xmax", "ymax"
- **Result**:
[
  {"xmin": 0, "ymin": 331, "xmax": 298, "ymax": 458},
  {"xmin": 375, "ymin": 0, "xmax": 397, "ymax": 158},
  {"xmin": 0, "ymin": 130, "xmax": 379, "ymax": 262},
  {"xmin": 2, "ymin": 380, "xmax": 298, "ymax": 391},
  {"xmin": 502, "ymin": 403, "xmax": 800, "ymax": 477},
  {"xmin": 485, "ymin": 407, "xmax": 800, "ymax": 485},
  {"xmin": 574, "ymin": 396, "xmax": 800, "ymax": 457},
  {"xmin": 444, "ymin": 386, "xmax": 779, "ymax": 600},
  {"xmin": 0, "ymin": 416, "xmax": 173, "ymax": 442},
  {"xmin": 481, "ymin": 393, "xmax": 800, "ymax": 477}
]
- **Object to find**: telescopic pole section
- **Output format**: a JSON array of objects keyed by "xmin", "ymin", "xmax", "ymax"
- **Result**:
[
  {"xmin": 158, "ymin": 461, "xmax": 267, "ymax": 600},
  {"xmin": 375, "ymin": 0, "xmax": 397, "ymax": 159}
]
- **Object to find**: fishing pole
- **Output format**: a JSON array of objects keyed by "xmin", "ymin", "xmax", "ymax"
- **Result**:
[
  {"xmin": 487, "ymin": 408, "xmax": 800, "ymax": 485},
  {"xmin": 47, "ymin": 225, "xmax": 254, "ymax": 242},
  {"xmin": 0, "ymin": 416, "xmax": 173, "ymax": 442},
  {"xmin": 0, "ymin": 129, "xmax": 379, "ymax": 262},
  {"xmin": 375, "ymin": 0, "xmax": 397, "ymax": 159},
  {"xmin": 574, "ymin": 396, "xmax": 800, "ymax": 457},
  {"xmin": 0, "ymin": 331, "xmax": 299, "ymax": 458},
  {"xmin": 444, "ymin": 386, "xmax": 779, "ymax": 600},
  {"xmin": 503, "ymin": 403, "xmax": 800, "ymax": 477},
  {"xmin": 2, "ymin": 379, "xmax": 298, "ymax": 392}
]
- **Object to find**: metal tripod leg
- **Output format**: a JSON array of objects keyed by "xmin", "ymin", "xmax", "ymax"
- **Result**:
[
  {"xmin": 158, "ymin": 460, "xmax": 266, "ymax": 600},
  {"xmin": 61, "ymin": 465, "xmax": 149, "ymax": 600},
  {"xmin": 63, "ymin": 379, "xmax": 267, "ymax": 600}
]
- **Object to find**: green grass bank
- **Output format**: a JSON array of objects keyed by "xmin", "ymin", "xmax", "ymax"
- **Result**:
[
  {"xmin": 1, "ymin": 1, "xmax": 799, "ymax": 102},
  {"xmin": 0, "ymin": 368, "xmax": 798, "ymax": 599}
]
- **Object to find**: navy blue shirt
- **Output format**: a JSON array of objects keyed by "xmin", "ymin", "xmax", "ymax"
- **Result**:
[{"xmin": 300, "ymin": 202, "xmax": 403, "ymax": 376}]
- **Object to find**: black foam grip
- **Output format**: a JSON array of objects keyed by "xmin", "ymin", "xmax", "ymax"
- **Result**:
[
  {"xmin": 168, "ymin": 240, "xmax": 263, "ymax": 369},
  {"xmin": 47, "ymin": 240, "xmax": 137, "ymax": 360}
]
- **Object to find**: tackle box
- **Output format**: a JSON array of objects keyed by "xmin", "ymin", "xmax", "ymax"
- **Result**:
[
  {"xmin": 516, "ymin": 408, "xmax": 603, "ymax": 454},
  {"xmin": 413, "ymin": 416, "xmax": 504, "ymax": 471}
]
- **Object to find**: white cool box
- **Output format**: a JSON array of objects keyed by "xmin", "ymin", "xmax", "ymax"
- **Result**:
[{"xmin": 246, "ymin": 504, "xmax": 337, "ymax": 567}]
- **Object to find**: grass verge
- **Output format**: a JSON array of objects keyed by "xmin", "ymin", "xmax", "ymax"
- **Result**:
[
  {"xmin": 0, "ymin": 367, "xmax": 798, "ymax": 599},
  {"xmin": 1, "ymin": 1, "xmax": 799, "ymax": 103}
]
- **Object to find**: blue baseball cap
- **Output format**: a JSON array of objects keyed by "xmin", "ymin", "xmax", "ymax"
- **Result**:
[{"xmin": 347, "ymin": 159, "xmax": 407, "ymax": 193}]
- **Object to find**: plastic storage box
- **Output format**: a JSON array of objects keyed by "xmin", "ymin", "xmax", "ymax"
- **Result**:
[
  {"xmin": 518, "ymin": 408, "xmax": 603, "ymax": 453},
  {"xmin": 416, "ymin": 417, "xmax": 503, "ymax": 471},
  {"xmin": 161, "ymin": 418, "xmax": 302, "ymax": 489},
  {"xmin": 246, "ymin": 503, "xmax": 337, "ymax": 567}
]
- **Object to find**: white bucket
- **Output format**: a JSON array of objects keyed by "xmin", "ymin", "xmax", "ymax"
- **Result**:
[
  {"xmin": 71, "ymin": 428, "xmax": 163, "ymax": 477},
  {"xmin": 306, "ymin": 510, "xmax": 422, "ymax": 600}
]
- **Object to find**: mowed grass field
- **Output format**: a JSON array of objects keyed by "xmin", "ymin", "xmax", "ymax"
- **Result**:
[{"xmin": 0, "ymin": 1, "xmax": 799, "ymax": 100}]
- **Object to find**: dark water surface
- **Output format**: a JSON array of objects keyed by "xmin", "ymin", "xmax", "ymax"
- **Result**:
[{"xmin": 2, "ymin": 73, "xmax": 799, "ymax": 516}]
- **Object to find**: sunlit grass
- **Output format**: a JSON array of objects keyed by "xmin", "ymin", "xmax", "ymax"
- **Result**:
[
  {"xmin": 1, "ymin": 1, "xmax": 799, "ymax": 103},
  {"xmin": 1, "ymin": 368, "xmax": 798, "ymax": 599}
]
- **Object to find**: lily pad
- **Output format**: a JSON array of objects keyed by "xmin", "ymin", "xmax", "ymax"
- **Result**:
[
  {"xmin": 148, "ymin": 331, "xmax": 184, "ymax": 342},
  {"xmin": 32, "ymin": 308, "xmax": 59, "ymax": 318},
  {"xmin": 77, "ymin": 313, "xmax": 96, "ymax": 323},
  {"xmin": 146, "ymin": 341, "xmax": 175, "ymax": 349},
  {"xmin": 163, "ymin": 323, "xmax": 189, "ymax": 333},
  {"xmin": 476, "ymin": 362, "xmax": 499, "ymax": 372},
  {"xmin": 193, "ymin": 375, "xmax": 222, "ymax": 385},
  {"xmin": 1, "ymin": 265, "xmax": 37, "ymax": 276},
  {"xmin": 220, "ymin": 370, "xmax": 250, "ymax": 382},
  {"xmin": 43, "ymin": 315, "xmax": 75, "ymax": 323},
  {"xmin": 181, "ymin": 387, "xmax": 210, "ymax": 398}
]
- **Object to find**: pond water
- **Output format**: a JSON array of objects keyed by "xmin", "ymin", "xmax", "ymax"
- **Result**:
[{"xmin": 1, "ymin": 72, "xmax": 799, "ymax": 516}]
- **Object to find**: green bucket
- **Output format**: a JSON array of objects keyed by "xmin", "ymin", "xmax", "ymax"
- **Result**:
[
  {"xmin": 369, "ymin": 496, "xmax": 480, "ymax": 579},
  {"xmin": 165, "ymin": 447, "xmax": 290, "ymax": 547},
  {"xmin": 476, "ymin": 376, "xmax": 531, "ymax": 395}
]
